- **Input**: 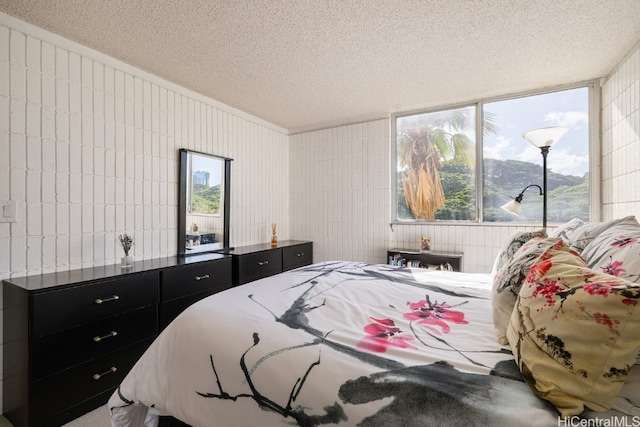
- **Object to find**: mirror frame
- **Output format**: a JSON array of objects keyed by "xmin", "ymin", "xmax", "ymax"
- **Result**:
[{"xmin": 177, "ymin": 148, "xmax": 233, "ymax": 256}]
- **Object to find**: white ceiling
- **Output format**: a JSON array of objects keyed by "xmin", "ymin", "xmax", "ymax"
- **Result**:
[{"xmin": 2, "ymin": 0, "xmax": 640, "ymax": 134}]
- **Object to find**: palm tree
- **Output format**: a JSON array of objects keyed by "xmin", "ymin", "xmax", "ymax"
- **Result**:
[{"xmin": 397, "ymin": 108, "xmax": 496, "ymax": 220}]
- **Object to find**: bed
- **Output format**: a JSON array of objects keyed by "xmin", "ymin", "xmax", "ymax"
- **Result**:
[{"xmin": 109, "ymin": 217, "xmax": 640, "ymax": 427}]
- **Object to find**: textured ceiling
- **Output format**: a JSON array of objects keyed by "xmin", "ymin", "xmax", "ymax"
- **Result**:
[{"xmin": 1, "ymin": 0, "xmax": 640, "ymax": 133}]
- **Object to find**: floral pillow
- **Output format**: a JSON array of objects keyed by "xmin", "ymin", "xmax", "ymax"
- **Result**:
[
  {"xmin": 567, "ymin": 215, "xmax": 638, "ymax": 253},
  {"xmin": 506, "ymin": 240, "xmax": 640, "ymax": 416},
  {"xmin": 492, "ymin": 236, "xmax": 560, "ymax": 345},
  {"xmin": 491, "ymin": 230, "xmax": 547, "ymax": 276},
  {"xmin": 581, "ymin": 218, "xmax": 640, "ymax": 284},
  {"xmin": 549, "ymin": 217, "xmax": 586, "ymax": 244}
]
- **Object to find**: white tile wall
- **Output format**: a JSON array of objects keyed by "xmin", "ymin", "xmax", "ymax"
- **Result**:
[
  {"xmin": 290, "ymin": 120, "xmax": 391, "ymax": 264},
  {"xmin": 601, "ymin": 42, "xmax": 640, "ymax": 220},
  {"xmin": 0, "ymin": 15, "xmax": 290, "ymax": 411},
  {"xmin": 0, "ymin": 17, "xmax": 290, "ymax": 278}
]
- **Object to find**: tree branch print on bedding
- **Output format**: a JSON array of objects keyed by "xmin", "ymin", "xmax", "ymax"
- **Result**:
[
  {"xmin": 248, "ymin": 263, "xmax": 408, "ymax": 371},
  {"xmin": 338, "ymin": 361, "xmax": 555, "ymax": 427},
  {"xmin": 528, "ymin": 274, "xmax": 639, "ymax": 326},
  {"xmin": 196, "ymin": 332, "xmax": 348, "ymax": 426},
  {"xmin": 515, "ymin": 249, "xmax": 640, "ymax": 384},
  {"xmin": 195, "ymin": 262, "xmax": 517, "ymax": 425},
  {"xmin": 252, "ymin": 262, "xmax": 509, "ymax": 367}
]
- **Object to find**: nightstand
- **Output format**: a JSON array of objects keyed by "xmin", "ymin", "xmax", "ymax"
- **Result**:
[{"xmin": 387, "ymin": 248, "xmax": 463, "ymax": 272}]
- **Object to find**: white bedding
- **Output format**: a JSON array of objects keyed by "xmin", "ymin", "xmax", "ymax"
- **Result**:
[{"xmin": 109, "ymin": 261, "xmax": 562, "ymax": 426}]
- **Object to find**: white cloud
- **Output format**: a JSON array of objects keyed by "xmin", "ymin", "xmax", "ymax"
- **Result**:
[
  {"xmin": 544, "ymin": 111, "xmax": 588, "ymax": 128},
  {"xmin": 483, "ymin": 136, "xmax": 513, "ymax": 160},
  {"xmin": 512, "ymin": 146, "xmax": 587, "ymax": 177},
  {"xmin": 547, "ymin": 148, "xmax": 589, "ymax": 177},
  {"xmin": 515, "ymin": 145, "xmax": 541, "ymax": 164}
]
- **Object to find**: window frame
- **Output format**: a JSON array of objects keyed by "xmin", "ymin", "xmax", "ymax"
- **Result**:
[{"xmin": 390, "ymin": 81, "xmax": 600, "ymax": 225}]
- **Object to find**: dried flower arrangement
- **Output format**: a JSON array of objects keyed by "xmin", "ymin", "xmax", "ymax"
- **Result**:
[{"xmin": 118, "ymin": 233, "xmax": 134, "ymax": 256}]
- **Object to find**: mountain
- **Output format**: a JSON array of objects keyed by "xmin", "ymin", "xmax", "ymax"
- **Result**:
[{"xmin": 399, "ymin": 158, "xmax": 589, "ymax": 222}]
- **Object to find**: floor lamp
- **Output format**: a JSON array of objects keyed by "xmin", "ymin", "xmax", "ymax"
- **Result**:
[{"xmin": 501, "ymin": 126, "xmax": 569, "ymax": 229}]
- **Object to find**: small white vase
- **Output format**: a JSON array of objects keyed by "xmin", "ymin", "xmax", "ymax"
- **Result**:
[{"xmin": 121, "ymin": 255, "xmax": 134, "ymax": 268}]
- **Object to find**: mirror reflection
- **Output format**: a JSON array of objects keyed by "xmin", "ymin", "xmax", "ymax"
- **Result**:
[{"xmin": 178, "ymin": 149, "xmax": 232, "ymax": 256}]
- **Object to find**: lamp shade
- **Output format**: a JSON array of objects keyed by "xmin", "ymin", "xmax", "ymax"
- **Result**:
[
  {"xmin": 522, "ymin": 126, "xmax": 569, "ymax": 148},
  {"xmin": 501, "ymin": 199, "xmax": 522, "ymax": 216}
]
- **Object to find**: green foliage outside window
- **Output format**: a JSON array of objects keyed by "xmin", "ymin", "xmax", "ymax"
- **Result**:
[
  {"xmin": 395, "ymin": 86, "xmax": 590, "ymax": 223},
  {"xmin": 190, "ymin": 183, "xmax": 221, "ymax": 214}
]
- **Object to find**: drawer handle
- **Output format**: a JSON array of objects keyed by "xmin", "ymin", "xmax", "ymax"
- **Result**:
[
  {"xmin": 258, "ymin": 261, "xmax": 269, "ymax": 266},
  {"xmin": 93, "ymin": 331, "xmax": 118, "ymax": 342},
  {"xmin": 93, "ymin": 366, "xmax": 117, "ymax": 381},
  {"xmin": 94, "ymin": 295, "xmax": 120, "ymax": 305},
  {"xmin": 194, "ymin": 274, "xmax": 210, "ymax": 281},
  {"xmin": 296, "ymin": 252, "xmax": 305, "ymax": 257}
]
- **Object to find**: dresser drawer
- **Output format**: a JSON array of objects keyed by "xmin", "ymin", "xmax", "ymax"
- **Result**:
[
  {"xmin": 31, "ymin": 271, "xmax": 159, "ymax": 337},
  {"xmin": 159, "ymin": 289, "xmax": 219, "ymax": 331},
  {"xmin": 31, "ymin": 306, "xmax": 157, "ymax": 380},
  {"xmin": 161, "ymin": 257, "xmax": 232, "ymax": 301},
  {"xmin": 234, "ymin": 249, "xmax": 282, "ymax": 285},
  {"xmin": 282, "ymin": 243, "xmax": 313, "ymax": 271},
  {"xmin": 31, "ymin": 339, "xmax": 152, "ymax": 426}
]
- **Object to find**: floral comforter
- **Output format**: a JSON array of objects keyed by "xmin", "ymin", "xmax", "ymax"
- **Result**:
[{"xmin": 109, "ymin": 261, "xmax": 560, "ymax": 426}]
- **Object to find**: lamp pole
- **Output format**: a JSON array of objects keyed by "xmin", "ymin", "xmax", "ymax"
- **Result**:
[
  {"xmin": 522, "ymin": 126, "xmax": 568, "ymax": 230},
  {"xmin": 540, "ymin": 146, "xmax": 550, "ymax": 229}
]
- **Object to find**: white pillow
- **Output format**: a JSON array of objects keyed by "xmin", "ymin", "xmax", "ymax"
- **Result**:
[
  {"xmin": 549, "ymin": 217, "xmax": 586, "ymax": 243},
  {"xmin": 568, "ymin": 216, "xmax": 638, "ymax": 252}
]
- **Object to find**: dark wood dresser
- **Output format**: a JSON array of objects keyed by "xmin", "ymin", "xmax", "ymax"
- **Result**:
[
  {"xmin": 2, "ymin": 253, "xmax": 231, "ymax": 427},
  {"xmin": 222, "ymin": 240, "xmax": 313, "ymax": 285}
]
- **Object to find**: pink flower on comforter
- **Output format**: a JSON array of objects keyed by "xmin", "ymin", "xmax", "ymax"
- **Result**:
[
  {"xmin": 357, "ymin": 317, "xmax": 417, "ymax": 353},
  {"xmin": 403, "ymin": 296, "xmax": 468, "ymax": 334}
]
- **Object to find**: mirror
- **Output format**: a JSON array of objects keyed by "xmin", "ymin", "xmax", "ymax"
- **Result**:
[{"xmin": 178, "ymin": 149, "xmax": 232, "ymax": 256}]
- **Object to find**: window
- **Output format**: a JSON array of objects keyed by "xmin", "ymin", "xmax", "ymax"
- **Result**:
[
  {"xmin": 396, "ymin": 106, "xmax": 478, "ymax": 221},
  {"xmin": 394, "ymin": 85, "xmax": 591, "ymax": 224}
]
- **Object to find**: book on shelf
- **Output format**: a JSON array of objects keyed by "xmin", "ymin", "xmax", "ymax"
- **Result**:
[{"xmin": 387, "ymin": 254, "xmax": 453, "ymax": 271}]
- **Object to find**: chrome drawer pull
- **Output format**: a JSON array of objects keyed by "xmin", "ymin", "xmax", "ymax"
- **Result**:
[
  {"xmin": 94, "ymin": 295, "xmax": 120, "ymax": 305},
  {"xmin": 258, "ymin": 261, "xmax": 269, "ymax": 266},
  {"xmin": 93, "ymin": 366, "xmax": 117, "ymax": 380},
  {"xmin": 297, "ymin": 252, "xmax": 304, "ymax": 257},
  {"xmin": 194, "ymin": 274, "xmax": 210, "ymax": 281},
  {"xmin": 93, "ymin": 331, "xmax": 118, "ymax": 342}
]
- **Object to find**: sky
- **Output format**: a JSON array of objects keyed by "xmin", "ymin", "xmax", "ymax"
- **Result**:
[
  {"xmin": 191, "ymin": 152, "xmax": 223, "ymax": 187},
  {"xmin": 482, "ymin": 87, "xmax": 589, "ymax": 177}
]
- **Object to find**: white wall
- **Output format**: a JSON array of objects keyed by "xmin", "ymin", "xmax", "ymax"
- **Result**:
[
  {"xmin": 601, "ymin": 41, "xmax": 640, "ymax": 220},
  {"xmin": 0, "ymin": 14, "xmax": 290, "ymax": 410},
  {"xmin": 289, "ymin": 121, "xmax": 391, "ymax": 263},
  {"xmin": 0, "ymin": 14, "xmax": 290, "ymax": 278}
]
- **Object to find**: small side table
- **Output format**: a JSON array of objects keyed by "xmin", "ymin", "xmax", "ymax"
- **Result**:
[{"xmin": 387, "ymin": 248, "xmax": 463, "ymax": 272}]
